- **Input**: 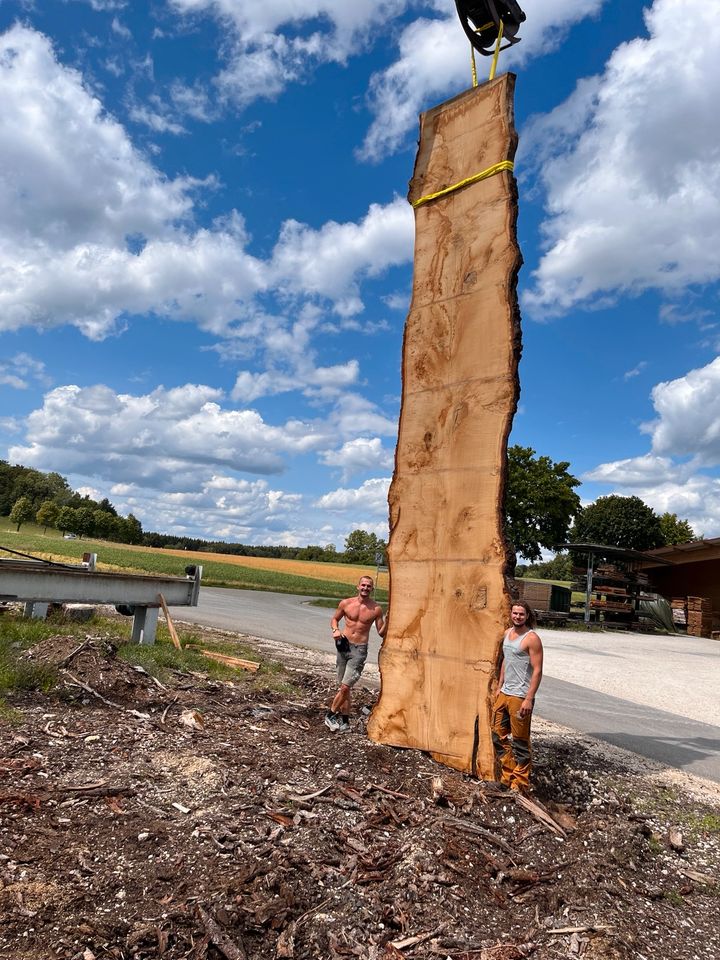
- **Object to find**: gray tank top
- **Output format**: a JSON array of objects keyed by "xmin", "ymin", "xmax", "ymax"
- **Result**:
[{"xmin": 501, "ymin": 628, "xmax": 535, "ymax": 698}]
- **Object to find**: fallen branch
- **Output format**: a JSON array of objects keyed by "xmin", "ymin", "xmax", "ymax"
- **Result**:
[
  {"xmin": 57, "ymin": 638, "xmax": 91, "ymax": 668},
  {"xmin": 161, "ymin": 697, "xmax": 179, "ymax": 724},
  {"xmin": 368, "ymin": 783, "xmax": 413, "ymax": 800},
  {"xmin": 514, "ymin": 794, "xmax": 567, "ymax": 837},
  {"xmin": 441, "ymin": 816, "xmax": 520, "ymax": 860},
  {"xmin": 195, "ymin": 905, "xmax": 248, "ymax": 960},
  {"xmin": 389, "ymin": 927, "xmax": 444, "ymax": 951},
  {"xmin": 52, "ymin": 782, "xmax": 135, "ymax": 799},
  {"xmin": 62, "ymin": 671, "xmax": 151, "ymax": 721},
  {"xmin": 548, "ymin": 925, "xmax": 614, "ymax": 935}
]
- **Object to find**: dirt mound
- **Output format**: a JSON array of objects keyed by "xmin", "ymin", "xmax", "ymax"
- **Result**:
[{"xmin": 1, "ymin": 629, "xmax": 719, "ymax": 960}]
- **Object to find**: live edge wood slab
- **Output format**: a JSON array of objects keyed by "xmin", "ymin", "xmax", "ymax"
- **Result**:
[{"xmin": 367, "ymin": 74, "xmax": 522, "ymax": 778}]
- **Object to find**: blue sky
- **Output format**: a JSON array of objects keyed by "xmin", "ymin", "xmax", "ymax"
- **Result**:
[{"xmin": 1, "ymin": 0, "xmax": 720, "ymax": 550}]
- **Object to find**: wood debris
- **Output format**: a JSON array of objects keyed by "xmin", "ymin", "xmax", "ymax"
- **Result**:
[{"xmin": 0, "ymin": 624, "xmax": 718, "ymax": 960}]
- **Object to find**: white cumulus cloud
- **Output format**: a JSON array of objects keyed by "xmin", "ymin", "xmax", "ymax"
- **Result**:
[
  {"xmin": 169, "ymin": 0, "xmax": 413, "ymax": 110},
  {"xmin": 316, "ymin": 476, "xmax": 391, "ymax": 516},
  {"xmin": 7, "ymin": 382, "xmax": 330, "ymax": 488},
  {"xmin": 0, "ymin": 24, "xmax": 413, "ymax": 346},
  {"xmin": 585, "ymin": 355, "xmax": 720, "ymax": 535},
  {"xmin": 524, "ymin": 0, "xmax": 720, "ymax": 316},
  {"xmin": 319, "ymin": 437, "xmax": 394, "ymax": 481}
]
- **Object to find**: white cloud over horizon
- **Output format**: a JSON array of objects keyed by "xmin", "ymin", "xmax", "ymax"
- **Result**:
[
  {"xmin": 6, "ymin": 380, "xmax": 396, "ymax": 542},
  {"xmin": 585, "ymin": 355, "xmax": 720, "ymax": 536}
]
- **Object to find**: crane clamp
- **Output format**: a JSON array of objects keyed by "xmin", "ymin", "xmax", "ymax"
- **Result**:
[{"xmin": 455, "ymin": 0, "xmax": 526, "ymax": 56}]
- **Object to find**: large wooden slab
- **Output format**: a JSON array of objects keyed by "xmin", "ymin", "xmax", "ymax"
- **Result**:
[{"xmin": 367, "ymin": 75, "xmax": 522, "ymax": 777}]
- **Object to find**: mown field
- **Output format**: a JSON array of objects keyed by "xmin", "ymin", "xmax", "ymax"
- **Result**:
[{"xmin": 0, "ymin": 519, "xmax": 388, "ymax": 600}]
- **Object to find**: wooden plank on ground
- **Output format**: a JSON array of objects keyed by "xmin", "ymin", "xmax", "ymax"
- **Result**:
[{"xmin": 185, "ymin": 645, "xmax": 260, "ymax": 672}]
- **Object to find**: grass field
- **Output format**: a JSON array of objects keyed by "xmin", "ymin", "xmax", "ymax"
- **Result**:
[{"xmin": 0, "ymin": 519, "xmax": 388, "ymax": 600}]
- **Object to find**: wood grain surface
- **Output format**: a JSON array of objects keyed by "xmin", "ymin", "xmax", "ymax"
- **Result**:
[{"xmin": 368, "ymin": 75, "xmax": 522, "ymax": 777}]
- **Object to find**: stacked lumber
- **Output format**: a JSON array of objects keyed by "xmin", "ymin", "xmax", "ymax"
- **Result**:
[
  {"xmin": 670, "ymin": 598, "xmax": 687, "ymax": 627},
  {"xmin": 594, "ymin": 585, "xmax": 629, "ymax": 597},
  {"xmin": 686, "ymin": 596, "xmax": 712, "ymax": 638},
  {"xmin": 589, "ymin": 599, "xmax": 633, "ymax": 613},
  {"xmin": 514, "ymin": 580, "xmax": 552, "ymax": 609}
]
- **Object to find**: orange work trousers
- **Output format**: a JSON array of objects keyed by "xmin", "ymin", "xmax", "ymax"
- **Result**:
[{"xmin": 491, "ymin": 691, "xmax": 533, "ymax": 792}]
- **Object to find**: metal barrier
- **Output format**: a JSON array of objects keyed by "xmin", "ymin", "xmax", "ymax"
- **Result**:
[{"xmin": 0, "ymin": 554, "xmax": 202, "ymax": 645}]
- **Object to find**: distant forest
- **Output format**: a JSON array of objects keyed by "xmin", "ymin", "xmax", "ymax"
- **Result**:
[{"xmin": 0, "ymin": 461, "xmax": 385, "ymax": 564}]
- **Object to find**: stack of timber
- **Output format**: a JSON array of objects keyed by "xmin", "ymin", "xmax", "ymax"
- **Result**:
[
  {"xmin": 686, "ymin": 596, "xmax": 712, "ymax": 638},
  {"xmin": 513, "ymin": 579, "xmax": 571, "ymax": 621},
  {"xmin": 368, "ymin": 75, "xmax": 522, "ymax": 778},
  {"xmin": 514, "ymin": 579, "xmax": 552, "ymax": 608},
  {"xmin": 670, "ymin": 597, "xmax": 687, "ymax": 628}
]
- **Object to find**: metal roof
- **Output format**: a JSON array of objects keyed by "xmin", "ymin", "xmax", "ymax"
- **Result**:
[
  {"xmin": 554, "ymin": 542, "xmax": 673, "ymax": 564},
  {"xmin": 644, "ymin": 536, "xmax": 720, "ymax": 556}
]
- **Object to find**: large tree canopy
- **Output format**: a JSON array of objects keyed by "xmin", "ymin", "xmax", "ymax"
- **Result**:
[
  {"xmin": 572, "ymin": 495, "xmax": 664, "ymax": 551},
  {"xmin": 504, "ymin": 446, "xmax": 581, "ymax": 562}
]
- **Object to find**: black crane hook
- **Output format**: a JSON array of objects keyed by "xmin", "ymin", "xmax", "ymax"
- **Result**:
[{"xmin": 455, "ymin": 1, "xmax": 526, "ymax": 56}]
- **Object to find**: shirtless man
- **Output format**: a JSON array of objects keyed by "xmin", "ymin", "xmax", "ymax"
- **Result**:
[
  {"xmin": 491, "ymin": 600, "xmax": 544, "ymax": 792},
  {"xmin": 325, "ymin": 576, "xmax": 386, "ymax": 732}
]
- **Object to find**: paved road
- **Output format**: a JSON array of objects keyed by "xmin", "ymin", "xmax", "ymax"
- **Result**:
[{"xmin": 172, "ymin": 587, "xmax": 720, "ymax": 784}]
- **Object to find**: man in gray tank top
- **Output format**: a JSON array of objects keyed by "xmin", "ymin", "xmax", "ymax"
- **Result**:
[{"xmin": 491, "ymin": 600, "xmax": 544, "ymax": 792}]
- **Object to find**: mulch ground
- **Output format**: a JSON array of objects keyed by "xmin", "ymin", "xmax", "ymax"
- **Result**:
[{"xmin": 1, "ymin": 627, "xmax": 719, "ymax": 960}]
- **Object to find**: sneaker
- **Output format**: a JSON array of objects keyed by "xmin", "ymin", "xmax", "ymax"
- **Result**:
[
  {"xmin": 336, "ymin": 717, "xmax": 351, "ymax": 733},
  {"xmin": 324, "ymin": 711, "xmax": 341, "ymax": 731}
]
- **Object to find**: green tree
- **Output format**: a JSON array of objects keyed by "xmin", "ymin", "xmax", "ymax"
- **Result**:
[
  {"xmin": 504, "ymin": 446, "xmax": 581, "ymax": 562},
  {"xmin": 36, "ymin": 500, "xmax": 60, "ymax": 534},
  {"xmin": 659, "ymin": 512, "xmax": 696, "ymax": 545},
  {"xmin": 522, "ymin": 553, "xmax": 574, "ymax": 581},
  {"xmin": 9, "ymin": 496, "xmax": 34, "ymax": 531},
  {"xmin": 93, "ymin": 509, "xmax": 113, "ymax": 539},
  {"xmin": 57, "ymin": 505, "xmax": 78, "ymax": 535},
  {"xmin": 74, "ymin": 507, "xmax": 95, "ymax": 538},
  {"xmin": 572, "ymin": 495, "xmax": 664, "ymax": 551},
  {"xmin": 0, "ymin": 461, "xmax": 73, "ymax": 515},
  {"xmin": 343, "ymin": 529, "xmax": 387, "ymax": 565},
  {"xmin": 125, "ymin": 513, "xmax": 143, "ymax": 544}
]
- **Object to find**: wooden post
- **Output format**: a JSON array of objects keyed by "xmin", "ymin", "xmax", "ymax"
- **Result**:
[
  {"xmin": 158, "ymin": 593, "xmax": 182, "ymax": 650},
  {"xmin": 367, "ymin": 75, "xmax": 522, "ymax": 778}
]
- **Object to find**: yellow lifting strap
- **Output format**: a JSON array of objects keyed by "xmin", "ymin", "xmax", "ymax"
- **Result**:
[
  {"xmin": 470, "ymin": 19, "xmax": 505, "ymax": 88},
  {"xmin": 411, "ymin": 160, "xmax": 515, "ymax": 209},
  {"xmin": 489, "ymin": 19, "xmax": 505, "ymax": 81}
]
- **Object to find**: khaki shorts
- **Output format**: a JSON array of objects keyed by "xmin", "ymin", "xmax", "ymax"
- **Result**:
[{"xmin": 336, "ymin": 641, "xmax": 368, "ymax": 688}]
